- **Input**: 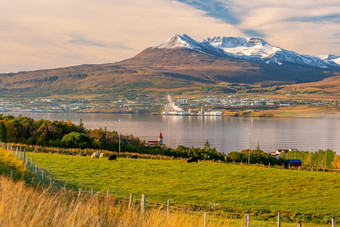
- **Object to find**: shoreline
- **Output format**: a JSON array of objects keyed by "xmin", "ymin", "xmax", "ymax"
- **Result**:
[{"xmin": 2, "ymin": 107, "xmax": 340, "ymax": 119}]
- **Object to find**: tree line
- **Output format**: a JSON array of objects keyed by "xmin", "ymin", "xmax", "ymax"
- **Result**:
[
  {"xmin": 0, "ymin": 115, "xmax": 225, "ymax": 160},
  {"xmin": 1, "ymin": 114, "xmax": 338, "ymax": 166},
  {"xmin": 228, "ymin": 147, "xmax": 339, "ymax": 169}
]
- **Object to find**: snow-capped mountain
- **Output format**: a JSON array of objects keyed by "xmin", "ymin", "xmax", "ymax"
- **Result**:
[
  {"xmin": 320, "ymin": 55, "xmax": 340, "ymax": 66},
  {"xmin": 154, "ymin": 34, "xmax": 339, "ymax": 69},
  {"xmin": 155, "ymin": 34, "xmax": 225, "ymax": 57}
]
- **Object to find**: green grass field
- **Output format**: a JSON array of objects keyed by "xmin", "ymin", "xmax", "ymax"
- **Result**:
[{"xmin": 27, "ymin": 152, "xmax": 340, "ymax": 224}]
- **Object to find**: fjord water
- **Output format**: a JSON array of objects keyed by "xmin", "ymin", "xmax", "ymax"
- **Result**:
[{"xmin": 4, "ymin": 112, "xmax": 340, "ymax": 154}]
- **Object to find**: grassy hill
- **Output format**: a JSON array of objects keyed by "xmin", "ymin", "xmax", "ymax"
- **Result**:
[{"xmin": 25, "ymin": 152, "xmax": 340, "ymax": 224}]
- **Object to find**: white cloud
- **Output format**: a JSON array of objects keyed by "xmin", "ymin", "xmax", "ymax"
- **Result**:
[
  {"xmin": 1, "ymin": 0, "xmax": 339, "ymax": 73},
  {"xmin": 226, "ymin": 0, "xmax": 340, "ymax": 55},
  {"xmin": 0, "ymin": 0, "xmax": 242, "ymax": 73}
]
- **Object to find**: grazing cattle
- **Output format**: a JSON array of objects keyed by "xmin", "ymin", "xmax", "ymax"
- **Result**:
[
  {"xmin": 99, "ymin": 152, "xmax": 105, "ymax": 158},
  {"xmin": 91, "ymin": 152, "xmax": 101, "ymax": 159},
  {"xmin": 131, "ymin": 155, "xmax": 138, "ymax": 159},
  {"xmin": 187, "ymin": 157, "xmax": 198, "ymax": 163},
  {"xmin": 108, "ymin": 154, "xmax": 117, "ymax": 160}
]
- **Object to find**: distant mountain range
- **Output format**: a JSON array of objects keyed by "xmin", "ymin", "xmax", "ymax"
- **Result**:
[
  {"xmin": 156, "ymin": 34, "xmax": 340, "ymax": 69},
  {"xmin": 0, "ymin": 34, "xmax": 339, "ymax": 98}
]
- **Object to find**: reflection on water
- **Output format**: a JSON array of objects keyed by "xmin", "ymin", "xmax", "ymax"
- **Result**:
[{"xmin": 2, "ymin": 112, "xmax": 340, "ymax": 154}]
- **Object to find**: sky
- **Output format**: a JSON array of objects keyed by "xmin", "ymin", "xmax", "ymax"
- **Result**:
[{"xmin": 0, "ymin": 0, "xmax": 340, "ymax": 73}]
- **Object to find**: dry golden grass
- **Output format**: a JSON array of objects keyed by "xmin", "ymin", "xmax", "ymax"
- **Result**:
[{"xmin": 0, "ymin": 177, "xmax": 246, "ymax": 227}]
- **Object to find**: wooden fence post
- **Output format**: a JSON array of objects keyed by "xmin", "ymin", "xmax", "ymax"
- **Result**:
[
  {"xmin": 141, "ymin": 194, "xmax": 146, "ymax": 214},
  {"xmin": 297, "ymin": 222, "xmax": 302, "ymax": 227},
  {"xmin": 278, "ymin": 211, "xmax": 281, "ymax": 227},
  {"xmin": 41, "ymin": 169, "xmax": 44, "ymax": 179},
  {"xmin": 49, "ymin": 178, "xmax": 52, "ymax": 187},
  {"xmin": 129, "ymin": 194, "xmax": 133, "ymax": 209},
  {"xmin": 107, "ymin": 189, "xmax": 109, "ymax": 199},
  {"xmin": 10, "ymin": 170, "xmax": 13, "ymax": 178},
  {"xmin": 91, "ymin": 188, "xmax": 94, "ymax": 197},
  {"xmin": 23, "ymin": 149, "xmax": 26, "ymax": 165},
  {"xmin": 203, "ymin": 212, "xmax": 207, "ymax": 227},
  {"xmin": 78, "ymin": 188, "xmax": 82, "ymax": 197},
  {"xmin": 35, "ymin": 163, "xmax": 38, "ymax": 174},
  {"xmin": 332, "ymin": 217, "xmax": 336, "ymax": 227},
  {"xmin": 268, "ymin": 163, "xmax": 271, "ymax": 168},
  {"xmin": 244, "ymin": 213, "xmax": 250, "ymax": 227},
  {"xmin": 167, "ymin": 200, "xmax": 170, "ymax": 217}
]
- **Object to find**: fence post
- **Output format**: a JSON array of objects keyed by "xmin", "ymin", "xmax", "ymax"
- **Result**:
[
  {"xmin": 332, "ymin": 217, "xmax": 336, "ymax": 227},
  {"xmin": 297, "ymin": 222, "xmax": 302, "ymax": 227},
  {"xmin": 268, "ymin": 163, "xmax": 271, "ymax": 168},
  {"xmin": 91, "ymin": 188, "xmax": 94, "ymax": 197},
  {"xmin": 278, "ymin": 211, "xmax": 281, "ymax": 227},
  {"xmin": 41, "ymin": 169, "xmax": 44, "ymax": 179},
  {"xmin": 244, "ymin": 213, "xmax": 250, "ymax": 227},
  {"xmin": 23, "ymin": 149, "xmax": 26, "ymax": 164},
  {"xmin": 10, "ymin": 170, "xmax": 13, "ymax": 178},
  {"xmin": 141, "ymin": 194, "xmax": 146, "ymax": 214},
  {"xmin": 35, "ymin": 163, "xmax": 38, "ymax": 174},
  {"xmin": 129, "ymin": 194, "xmax": 133, "ymax": 209},
  {"xmin": 203, "ymin": 212, "xmax": 207, "ymax": 227},
  {"xmin": 167, "ymin": 200, "xmax": 170, "ymax": 217},
  {"xmin": 49, "ymin": 178, "xmax": 52, "ymax": 187},
  {"xmin": 244, "ymin": 213, "xmax": 247, "ymax": 227},
  {"xmin": 107, "ymin": 189, "xmax": 109, "ymax": 199},
  {"xmin": 78, "ymin": 188, "xmax": 82, "ymax": 197}
]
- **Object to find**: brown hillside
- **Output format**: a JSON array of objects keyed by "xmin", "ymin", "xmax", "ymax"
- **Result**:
[{"xmin": 0, "ymin": 47, "xmax": 339, "ymax": 98}]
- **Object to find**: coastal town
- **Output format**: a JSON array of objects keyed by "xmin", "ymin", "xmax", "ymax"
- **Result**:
[{"xmin": 0, "ymin": 95, "xmax": 337, "ymax": 114}]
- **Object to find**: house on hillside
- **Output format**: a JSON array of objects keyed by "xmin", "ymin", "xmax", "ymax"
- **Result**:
[
  {"xmin": 270, "ymin": 149, "xmax": 289, "ymax": 158},
  {"xmin": 271, "ymin": 148, "xmax": 298, "ymax": 159}
]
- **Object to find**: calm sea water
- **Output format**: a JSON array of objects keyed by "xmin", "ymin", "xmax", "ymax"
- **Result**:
[{"xmin": 2, "ymin": 112, "xmax": 340, "ymax": 154}]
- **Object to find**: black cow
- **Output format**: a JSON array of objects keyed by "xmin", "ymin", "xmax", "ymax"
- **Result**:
[
  {"xmin": 108, "ymin": 154, "xmax": 117, "ymax": 160},
  {"xmin": 187, "ymin": 157, "xmax": 198, "ymax": 163},
  {"xmin": 131, "ymin": 155, "xmax": 138, "ymax": 159}
]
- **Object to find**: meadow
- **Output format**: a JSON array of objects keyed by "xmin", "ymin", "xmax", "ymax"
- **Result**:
[
  {"xmin": 26, "ymin": 152, "xmax": 340, "ymax": 224},
  {"xmin": 0, "ymin": 148, "xmax": 318, "ymax": 227}
]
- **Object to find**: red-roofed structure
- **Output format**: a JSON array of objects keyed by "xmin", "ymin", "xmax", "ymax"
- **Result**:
[{"xmin": 146, "ymin": 132, "xmax": 164, "ymax": 146}]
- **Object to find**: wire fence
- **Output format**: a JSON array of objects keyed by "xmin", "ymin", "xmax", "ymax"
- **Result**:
[{"xmin": 1, "ymin": 142, "xmax": 338, "ymax": 226}]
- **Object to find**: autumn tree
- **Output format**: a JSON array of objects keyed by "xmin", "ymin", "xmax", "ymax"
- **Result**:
[{"xmin": 332, "ymin": 155, "xmax": 340, "ymax": 169}]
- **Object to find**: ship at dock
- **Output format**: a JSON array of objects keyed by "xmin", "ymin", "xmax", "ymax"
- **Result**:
[{"xmin": 198, "ymin": 105, "xmax": 223, "ymax": 116}]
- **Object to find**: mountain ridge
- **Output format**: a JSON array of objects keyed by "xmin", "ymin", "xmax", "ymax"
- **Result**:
[
  {"xmin": 154, "ymin": 34, "xmax": 339, "ymax": 69},
  {"xmin": 0, "ymin": 34, "xmax": 340, "ymax": 99}
]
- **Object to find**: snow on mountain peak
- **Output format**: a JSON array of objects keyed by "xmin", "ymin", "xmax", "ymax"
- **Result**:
[
  {"xmin": 154, "ymin": 34, "xmax": 339, "ymax": 68},
  {"xmin": 154, "ymin": 34, "xmax": 225, "ymax": 57},
  {"xmin": 320, "ymin": 54, "xmax": 340, "ymax": 66},
  {"xmin": 155, "ymin": 34, "xmax": 201, "ymax": 49},
  {"xmin": 205, "ymin": 36, "xmax": 268, "ymax": 48}
]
